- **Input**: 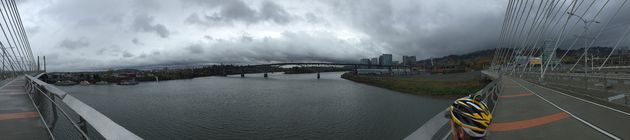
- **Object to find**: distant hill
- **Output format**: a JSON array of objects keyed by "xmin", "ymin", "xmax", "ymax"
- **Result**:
[
  {"xmin": 415, "ymin": 46, "xmax": 627, "ymax": 71},
  {"xmin": 416, "ymin": 49, "xmax": 495, "ymax": 71}
]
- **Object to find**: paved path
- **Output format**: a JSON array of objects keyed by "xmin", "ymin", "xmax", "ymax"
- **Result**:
[
  {"xmin": 488, "ymin": 76, "xmax": 630, "ymax": 140},
  {"xmin": 0, "ymin": 77, "xmax": 50, "ymax": 140}
]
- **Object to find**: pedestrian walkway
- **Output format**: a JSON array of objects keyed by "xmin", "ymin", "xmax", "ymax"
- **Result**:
[
  {"xmin": 0, "ymin": 77, "xmax": 50, "ymax": 139},
  {"xmin": 488, "ymin": 76, "xmax": 630, "ymax": 140}
]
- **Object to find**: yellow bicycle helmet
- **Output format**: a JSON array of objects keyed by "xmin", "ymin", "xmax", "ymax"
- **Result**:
[{"xmin": 448, "ymin": 95, "xmax": 493, "ymax": 138}]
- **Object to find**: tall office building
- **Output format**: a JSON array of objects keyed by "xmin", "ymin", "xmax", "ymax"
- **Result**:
[
  {"xmin": 402, "ymin": 56, "xmax": 416, "ymax": 66},
  {"xmin": 359, "ymin": 58, "xmax": 370, "ymax": 64},
  {"xmin": 379, "ymin": 54, "xmax": 393, "ymax": 66},
  {"xmin": 371, "ymin": 58, "xmax": 379, "ymax": 65}
]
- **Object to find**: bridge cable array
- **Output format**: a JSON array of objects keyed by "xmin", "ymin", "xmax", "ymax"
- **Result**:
[
  {"xmin": 492, "ymin": 0, "xmax": 630, "ymax": 80},
  {"xmin": 0, "ymin": 0, "xmax": 35, "ymax": 77}
]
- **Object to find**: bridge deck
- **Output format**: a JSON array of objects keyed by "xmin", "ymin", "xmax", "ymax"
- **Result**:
[
  {"xmin": 0, "ymin": 77, "xmax": 50, "ymax": 140},
  {"xmin": 488, "ymin": 76, "xmax": 630, "ymax": 139}
]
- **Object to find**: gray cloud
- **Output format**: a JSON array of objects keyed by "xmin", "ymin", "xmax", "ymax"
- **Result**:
[
  {"xmin": 204, "ymin": 35, "xmax": 213, "ymax": 40},
  {"xmin": 240, "ymin": 35, "xmax": 253, "ymax": 42},
  {"xmin": 216, "ymin": 0, "xmax": 257, "ymax": 23},
  {"xmin": 185, "ymin": 44, "xmax": 204, "ymax": 54},
  {"xmin": 25, "ymin": 26, "xmax": 40, "ymax": 35},
  {"xmin": 259, "ymin": 1, "xmax": 292, "ymax": 24},
  {"xmin": 40, "ymin": 0, "xmax": 126, "ymax": 27},
  {"xmin": 184, "ymin": 0, "xmax": 294, "ymax": 26},
  {"xmin": 304, "ymin": 13, "xmax": 321, "ymax": 23},
  {"xmin": 96, "ymin": 48, "xmax": 107, "ymax": 55},
  {"xmin": 132, "ymin": 38, "xmax": 143, "ymax": 45},
  {"xmin": 96, "ymin": 45, "xmax": 123, "ymax": 56},
  {"xmin": 123, "ymin": 51, "xmax": 134, "ymax": 57},
  {"xmin": 21, "ymin": 0, "xmax": 630, "ymax": 72},
  {"xmin": 132, "ymin": 14, "xmax": 170, "ymax": 38},
  {"xmin": 133, "ymin": 0, "xmax": 161, "ymax": 10},
  {"xmin": 58, "ymin": 38, "xmax": 89, "ymax": 50},
  {"xmin": 158, "ymin": 31, "xmax": 377, "ymax": 65},
  {"xmin": 327, "ymin": 0, "xmax": 507, "ymax": 58}
]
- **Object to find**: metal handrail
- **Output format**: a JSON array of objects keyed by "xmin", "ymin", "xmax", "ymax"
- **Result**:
[
  {"xmin": 405, "ymin": 70, "xmax": 502, "ymax": 140},
  {"xmin": 521, "ymin": 71, "xmax": 630, "ymax": 80},
  {"xmin": 24, "ymin": 74, "xmax": 142, "ymax": 140},
  {"xmin": 477, "ymin": 74, "xmax": 502, "ymax": 113},
  {"xmin": 27, "ymin": 80, "xmax": 90, "ymax": 139}
]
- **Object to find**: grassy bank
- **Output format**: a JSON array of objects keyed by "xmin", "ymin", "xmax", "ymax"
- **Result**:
[{"xmin": 341, "ymin": 72, "xmax": 488, "ymax": 97}]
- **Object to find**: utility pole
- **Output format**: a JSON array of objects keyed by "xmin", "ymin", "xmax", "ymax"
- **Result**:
[
  {"xmin": 1, "ymin": 55, "xmax": 3, "ymax": 79},
  {"xmin": 584, "ymin": 41, "xmax": 588, "ymax": 91},
  {"xmin": 565, "ymin": 11, "xmax": 599, "ymax": 91}
]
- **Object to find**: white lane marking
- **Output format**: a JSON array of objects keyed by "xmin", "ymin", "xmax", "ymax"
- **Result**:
[
  {"xmin": 519, "ymin": 79, "xmax": 630, "ymax": 116},
  {"xmin": 0, "ymin": 78, "xmax": 19, "ymax": 90},
  {"xmin": 442, "ymin": 130, "xmax": 451, "ymax": 140},
  {"xmin": 509, "ymin": 78, "xmax": 621, "ymax": 140},
  {"xmin": 0, "ymin": 91, "xmax": 26, "ymax": 95}
]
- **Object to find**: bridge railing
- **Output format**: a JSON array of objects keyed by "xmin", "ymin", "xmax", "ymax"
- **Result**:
[
  {"xmin": 517, "ymin": 72, "xmax": 630, "ymax": 107},
  {"xmin": 405, "ymin": 71, "xmax": 502, "ymax": 140},
  {"xmin": 476, "ymin": 73, "xmax": 502, "ymax": 113},
  {"xmin": 24, "ymin": 74, "xmax": 142, "ymax": 140}
]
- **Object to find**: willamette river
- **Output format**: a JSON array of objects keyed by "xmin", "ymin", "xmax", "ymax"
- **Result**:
[{"xmin": 60, "ymin": 72, "xmax": 451, "ymax": 140}]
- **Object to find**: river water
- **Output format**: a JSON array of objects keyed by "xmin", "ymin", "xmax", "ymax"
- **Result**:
[{"xmin": 60, "ymin": 72, "xmax": 452, "ymax": 140}]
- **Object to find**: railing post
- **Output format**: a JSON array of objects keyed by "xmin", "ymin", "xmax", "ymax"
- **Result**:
[
  {"xmin": 603, "ymin": 78, "xmax": 608, "ymax": 91},
  {"xmin": 49, "ymin": 91, "xmax": 58, "ymax": 129},
  {"xmin": 626, "ymin": 94, "xmax": 629, "ymax": 106},
  {"xmin": 585, "ymin": 76, "xmax": 589, "ymax": 91},
  {"xmin": 78, "ymin": 117, "xmax": 88, "ymax": 140},
  {"xmin": 25, "ymin": 74, "xmax": 142, "ymax": 139}
]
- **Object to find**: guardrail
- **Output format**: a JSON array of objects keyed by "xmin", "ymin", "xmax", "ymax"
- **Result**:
[
  {"xmin": 517, "ymin": 72, "xmax": 630, "ymax": 107},
  {"xmin": 405, "ymin": 70, "xmax": 502, "ymax": 140},
  {"xmin": 24, "ymin": 74, "xmax": 142, "ymax": 140}
]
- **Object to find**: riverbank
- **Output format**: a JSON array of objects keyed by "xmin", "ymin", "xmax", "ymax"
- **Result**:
[
  {"xmin": 61, "ymin": 72, "xmax": 451, "ymax": 139},
  {"xmin": 341, "ymin": 71, "xmax": 490, "ymax": 98}
]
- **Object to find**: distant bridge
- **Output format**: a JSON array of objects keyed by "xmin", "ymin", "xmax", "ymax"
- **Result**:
[
  {"xmin": 253, "ymin": 62, "xmax": 409, "ymax": 67},
  {"xmin": 235, "ymin": 62, "xmax": 413, "ymax": 78}
]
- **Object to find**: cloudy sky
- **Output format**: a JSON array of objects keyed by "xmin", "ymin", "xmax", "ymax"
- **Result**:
[{"xmin": 18, "ymin": 0, "xmax": 510, "ymax": 71}]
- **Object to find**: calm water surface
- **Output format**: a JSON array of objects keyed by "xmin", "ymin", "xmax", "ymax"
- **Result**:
[{"xmin": 60, "ymin": 72, "xmax": 451, "ymax": 140}]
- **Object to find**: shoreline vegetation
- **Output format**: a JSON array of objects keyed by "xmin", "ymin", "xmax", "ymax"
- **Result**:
[
  {"xmin": 341, "ymin": 71, "xmax": 490, "ymax": 98},
  {"xmin": 42, "ymin": 65, "xmax": 351, "ymax": 86}
]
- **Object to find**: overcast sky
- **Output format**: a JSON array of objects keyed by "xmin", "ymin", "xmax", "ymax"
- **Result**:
[{"xmin": 18, "ymin": 0, "xmax": 510, "ymax": 71}]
